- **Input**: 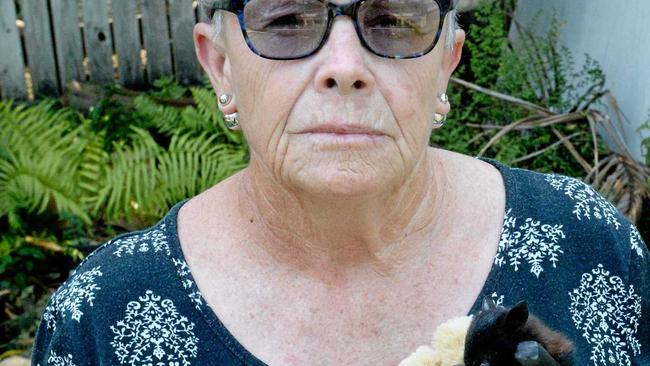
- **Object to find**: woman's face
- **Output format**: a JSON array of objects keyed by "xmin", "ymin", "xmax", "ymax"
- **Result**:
[{"xmin": 195, "ymin": 7, "xmax": 464, "ymax": 197}]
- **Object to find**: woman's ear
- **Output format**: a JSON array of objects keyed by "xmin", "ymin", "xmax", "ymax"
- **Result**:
[
  {"xmin": 194, "ymin": 22, "xmax": 236, "ymax": 115},
  {"xmin": 436, "ymin": 29, "xmax": 466, "ymax": 93},
  {"xmin": 433, "ymin": 29, "xmax": 465, "ymax": 116},
  {"xmin": 448, "ymin": 29, "xmax": 466, "ymax": 73}
]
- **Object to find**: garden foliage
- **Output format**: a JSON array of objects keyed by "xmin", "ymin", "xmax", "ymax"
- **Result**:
[
  {"xmin": 0, "ymin": 79, "xmax": 248, "ymax": 356},
  {"xmin": 431, "ymin": 0, "xmax": 609, "ymax": 177}
]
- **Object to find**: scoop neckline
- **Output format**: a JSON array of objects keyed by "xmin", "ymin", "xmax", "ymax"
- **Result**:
[{"xmin": 164, "ymin": 155, "xmax": 516, "ymax": 366}]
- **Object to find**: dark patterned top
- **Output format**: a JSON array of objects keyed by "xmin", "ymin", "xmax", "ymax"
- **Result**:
[{"xmin": 31, "ymin": 157, "xmax": 649, "ymax": 366}]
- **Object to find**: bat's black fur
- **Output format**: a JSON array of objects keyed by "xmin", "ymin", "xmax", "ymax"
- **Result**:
[{"xmin": 463, "ymin": 297, "xmax": 575, "ymax": 366}]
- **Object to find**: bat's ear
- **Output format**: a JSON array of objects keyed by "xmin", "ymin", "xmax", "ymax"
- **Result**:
[
  {"xmin": 504, "ymin": 301, "xmax": 529, "ymax": 331},
  {"xmin": 482, "ymin": 296, "xmax": 497, "ymax": 311}
]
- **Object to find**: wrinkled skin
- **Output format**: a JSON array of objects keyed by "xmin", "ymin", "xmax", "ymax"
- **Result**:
[
  {"xmin": 194, "ymin": 4, "xmax": 465, "ymax": 200},
  {"xmin": 192, "ymin": 1, "xmax": 469, "ymax": 281}
]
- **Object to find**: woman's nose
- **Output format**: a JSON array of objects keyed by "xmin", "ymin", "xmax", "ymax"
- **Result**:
[{"xmin": 313, "ymin": 17, "xmax": 376, "ymax": 96}]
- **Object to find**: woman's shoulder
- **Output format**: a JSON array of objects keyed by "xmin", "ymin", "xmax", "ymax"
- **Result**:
[
  {"xmin": 69, "ymin": 205, "xmax": 181, "ymax": 280},
  {"xmin": 38, "ymin": 200, "xmax": 189, "ymax": 331},
  {"xmin": 477, "ymin": 156, "xmax": 647, "ymax": 275},
  {"xmin": 480, "ymin": 156, "xmax": 633, "ymax": 233},
  {"xmin": 32, "ymin": 200, "xmax": 206, "ymax": 364},
  {"xmin": 448, "ymin": 153, "xmax": 639, "ymax": 259},
  {"xmin": 474, "ymin": 158, "xmax": 649, "ymax": 365}
]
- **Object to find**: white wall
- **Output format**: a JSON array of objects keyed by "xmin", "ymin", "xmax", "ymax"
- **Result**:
[{"xmin": 514, "ymin": 0, "xmax": 650, "ymax": 163}]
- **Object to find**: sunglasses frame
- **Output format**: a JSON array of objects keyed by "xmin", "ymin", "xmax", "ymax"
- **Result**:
[{"xmin": 205, "ymin": 0, "xmax": 453, "ymax": 60}]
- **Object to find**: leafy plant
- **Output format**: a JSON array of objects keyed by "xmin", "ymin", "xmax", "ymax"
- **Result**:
[
  {"xmin": 0, "ymin": 84, "xmax": 249, "ymax": 227},
  {"xmin": 432, "ymin": 0, "xmax": 609, "ymax": 178},
  {"xmin": 637, "ymin": 111, "xmax": 650, "ymax": 166},
  {"xmin": 149, "ymin": 75, "xmax": 188, "ymax": 100},
  {"xmin": 96, "ymin": 86, "xmax": 248, "ymax": 224},
  {"xmin": 0, "ymin": 78, "xmax": 250, "ymax": 354},
  {"xmin": 0, "ymin": 100, "xmax": 91, "ymax": 225},
  {"xmin": 0, "ymin": 233, "xmax": 81, "ymax": 356},
  {"xmin": 97, "ymin": 127, "xmax": 247, "ymax": 224}
]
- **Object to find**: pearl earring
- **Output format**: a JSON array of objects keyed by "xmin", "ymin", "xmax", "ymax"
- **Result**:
[
  {"xmin": 433, "ymin": 113, "xmax": 447, "ymax": 126},
  {"xmin": 433, "ymin": 93, "xmax": 449, "ymax": 127},
  {"xmin": 219, "ymin": 93, "xmax": 239, "ymax": 130},
  {"xmin": 219, "ymin": 93, "xmax": 232, "ymax": 105},
  {"xmin": 224, "ymin": 112, "xmax": 240, "ymax": 130}
]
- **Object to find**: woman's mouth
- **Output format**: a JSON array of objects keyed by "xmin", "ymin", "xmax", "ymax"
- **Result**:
[{"xmin": 298, "ymin": 124, "xmax": 387, "ymax": 145}]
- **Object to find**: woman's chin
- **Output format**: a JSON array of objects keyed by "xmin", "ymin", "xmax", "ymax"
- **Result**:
[{"xmin": 288, "ymin": 166, "xmax": 396, "ymax": 199}]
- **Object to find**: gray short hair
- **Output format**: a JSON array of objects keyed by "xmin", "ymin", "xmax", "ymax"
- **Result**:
[
  {"xmin": 199, "ymin": 1, "xmax": 460, "ymax": 51},
  {"xmin": 198, "ymin": 0, "xmax": 225, "ymax": 44}
]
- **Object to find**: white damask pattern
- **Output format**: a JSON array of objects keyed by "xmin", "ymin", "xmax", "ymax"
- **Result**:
[
  {"xmin": 111, "ymin": 290, "xmax": 199, "ymax": 365},
  {"xmin": 42, "ymin": 266, "xmax": 103, "ymax": 330},
  {"xmin": 47, "ymin": 350, "xmax": 76, "ymax": 366},
  {"xmin": 568, "ymin": 264, "xmax": 642, "ymax": 366},
  {"xmin": 545, "ymin": 175, "xmax": 621, "ymax": 230},
  {"xmin": 172, "ymin": 258, "xmax": 204, "ymax": 310},
  {"xmin": 630, "ymin": 224, "xmax": 645, "ymax": 258},
  {"xmin": 494, "ymin": 208, "xmax": 566, "ymax": 277},
  {"xmin": 490, "ymin": 292, "xmax": 505, "ymax": 307},
  {"xmin": 113, "ymin": 223, "xmax": 170, "ymax": 257}
]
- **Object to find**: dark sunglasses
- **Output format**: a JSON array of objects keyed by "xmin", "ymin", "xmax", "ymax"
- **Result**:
[{"xmin": 205, "ymin": 0, "xmax": 454, "ymax": 60}]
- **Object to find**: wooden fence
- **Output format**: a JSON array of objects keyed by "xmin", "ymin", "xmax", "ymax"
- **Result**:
[{"xmin": 0, "ymin": 0, "xmax": 208, "ymax": 100}]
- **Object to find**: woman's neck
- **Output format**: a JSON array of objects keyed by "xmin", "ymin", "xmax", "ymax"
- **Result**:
[{"xmin": 233, "ymin": 149, "xmax": 453, "ymax": 284}]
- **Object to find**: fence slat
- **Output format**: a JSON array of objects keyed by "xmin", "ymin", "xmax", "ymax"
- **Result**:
[
  {"xmin": 82, "ymin": 0, "xmax": 114, "ymax": 84},
  {"xmin": 22, "ymin": 0, "xmax": 59, "ymax": 96},
  {"xmin": 1, "ymin": 0, "xmax": 206, "ymax": 100},
  {"xmin": 0, "ymin": 0, "xmax": 27, "ymax": 99},
  {"xmin": 111, "ymin": 0, "xmax": 145, "ymax": 88},
  {"xmin": 169, "ymin": 0, "xmax": 202, "ymax": 85},
  {"xmin": 141, "ymin": 0, "xmax": 173, "ymax": 83},
  {"xmin": 51, "ymin": 0, "xmax": 85, "ymax": 89}
]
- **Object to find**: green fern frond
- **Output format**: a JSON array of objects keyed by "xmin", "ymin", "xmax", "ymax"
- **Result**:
[
  {"xmin": 0, "ymin": 90, "xmax": 250, "ymax": 227},
  {"xmin": 101, "ymin": 127, "xmax": 161, "ymax": 221},
  {"xmin": 133, "ymin": 96, "xmax": 185, "ymax": 135},
  {"xmin": 0, "ymin": 99, "xmax": 90, "ymax": 223},
  {"xmin": 153, "ymin": 131, "xmax": 247, "ymax": 213},
  {"xmin": 95, "ymin": 126, "xmax": 248, "ymax": 222},
  {"xmin": 75, "ymin": 126, "xmax": 110, "ymax": 212}
]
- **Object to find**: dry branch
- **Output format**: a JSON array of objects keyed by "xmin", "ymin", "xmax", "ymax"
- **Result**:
[{"xmin": 451, "ymin": 77, "xmax": 650, "ymax": 224}]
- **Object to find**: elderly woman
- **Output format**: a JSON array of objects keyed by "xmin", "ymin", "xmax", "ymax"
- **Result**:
[{"xmin": 32, "ymin": 1, "xmax": 648, "ymax": 365}]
